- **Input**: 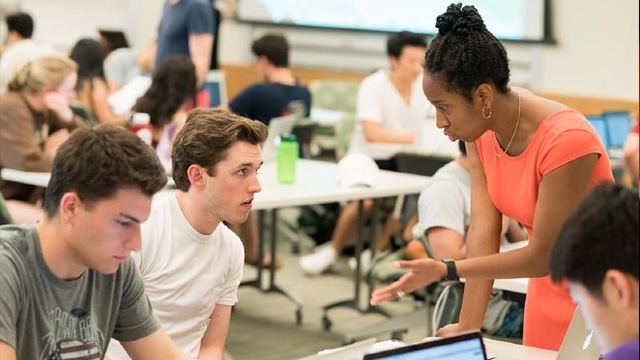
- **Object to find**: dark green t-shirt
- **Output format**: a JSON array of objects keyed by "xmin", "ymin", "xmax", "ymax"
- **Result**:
[{"xmin": 0, "ymin": 224, "xmax": 160, "ymax": 358}]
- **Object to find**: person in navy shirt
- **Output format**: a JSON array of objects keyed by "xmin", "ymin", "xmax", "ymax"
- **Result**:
[
  {"xmin": 224, "ymin": 34, "xmax": 311, "ymax": 126},
  {"xmin": 550, "ymin": 183, "xmax": 639, "ymax": 360}
]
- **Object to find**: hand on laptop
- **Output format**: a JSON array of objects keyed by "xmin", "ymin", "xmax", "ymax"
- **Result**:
[
  {"xmin": 370, "ymin": 258, "xmax": 446, "ymax": 305},
  {"xmin": 435, "ymin": 323, "xmax": 468, "ymax": 337}
]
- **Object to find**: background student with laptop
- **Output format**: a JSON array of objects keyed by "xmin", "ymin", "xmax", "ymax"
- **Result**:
[{"xmin": 370, "ymin": 3, "xmax": 614, "ymax": 351}]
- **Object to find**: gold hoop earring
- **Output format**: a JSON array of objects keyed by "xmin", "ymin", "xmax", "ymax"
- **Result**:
[{"xmin": 482, "ymin": 105, "xmax": 492, "ymax": 120}]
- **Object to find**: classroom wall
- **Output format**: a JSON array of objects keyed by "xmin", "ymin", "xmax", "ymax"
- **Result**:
[{"xmin": 9, "ymin": 0, "xmax": 639, "ymax": 101}]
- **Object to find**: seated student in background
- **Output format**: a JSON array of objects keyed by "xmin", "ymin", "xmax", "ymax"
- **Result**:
[
  {"xmin": 403, "ymin": 141, "xmax": 525, "ymax": 262},
  {"xmin": 370, "ymin": 4, "xmax": 613, "ymax": 351},
  {"xmin": 104, "ymin": 41, "xmax": 157, "ymax": 92},
  {"xmin": 0, "ymin": 55, "xmax": 85, "ymax": 205},
  {"xmin": 0, "ymin": 125, "xmax": 193, "ymax": 359},
  {"xmin": 399, "ymin": 140, "xmax": 526, "ymax": 338},
  {"xmin": 108, "ymin": 109, "xmax": 267, "ymax": 359},
  {"xmin": 69, "ymin": 38, "xmax": 125, "ymax": 125},
  {"xmin": 131, "ymin": 55, "xmax": 198, "ymax": 170},
  {"xmin": 0, "ymin": 12, "xmax": 54, "ymax": 95},
  {"xmin": 223, "ymin": 34, "xmax": 311, "ymax": 125},
  {"xmin": 300, "ymin": 31, "xmax": 456, "ymax": 276},
  {"xmin": 550, "ymin": 183, "xmax": 639, "ymax": 360}
]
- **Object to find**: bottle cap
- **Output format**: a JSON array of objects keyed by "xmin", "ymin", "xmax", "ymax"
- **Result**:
[
  {"xmin": 131, "ymin": 112, "xmax": 150, "ymax": 125},
  {"xmin": 280, "ymin": 133, "xmax": 297, "ymax": 142}
]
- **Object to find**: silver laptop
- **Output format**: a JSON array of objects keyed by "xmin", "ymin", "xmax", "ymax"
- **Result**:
[
  {"xmin": 261, "ymin": 114, "xmax": 298, "ymax": 162},
  {"xmin": 556, "ymin": 308, "xmax": 602, "ymax": 360},
  {"xmin": 201, "ymin": 70, "xmax": 228, "ymax": 107},
  {"xmin": 297, "ymin": 338, "xmax": 376, "ymax": 360}
]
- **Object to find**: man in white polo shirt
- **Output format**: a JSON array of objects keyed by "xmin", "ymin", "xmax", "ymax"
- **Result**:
[
  {"xmin": 300, "ymin": 31, "xmax": 457, "ymax": 275},
  {"xmin": 108, "ymin": 109, "xmax": 267, "ymax": 359}
]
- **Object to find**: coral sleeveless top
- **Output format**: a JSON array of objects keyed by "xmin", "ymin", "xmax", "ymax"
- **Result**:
[{"xmin": 475, "ymin": 109, "xmax": 614, "ymax": 350}]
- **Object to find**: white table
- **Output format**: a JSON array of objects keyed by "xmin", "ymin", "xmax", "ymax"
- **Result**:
[
  {"xmin": 484, "ymin": 338, "xmax": 557, "ymax": 360},
  {"xmin": 248, "ymin": 160, "xmax": 431, "ymax": 327}
]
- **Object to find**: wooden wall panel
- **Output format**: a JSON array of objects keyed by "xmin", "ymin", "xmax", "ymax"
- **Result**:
[{"xmin": 221, "ymin": 63, "xmax": 638, "ymax": 118}]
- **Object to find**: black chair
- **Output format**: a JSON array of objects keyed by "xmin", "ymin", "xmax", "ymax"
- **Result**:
[{"xmin": 393, "ymin": 153, "xmax": 454, "ymax": 176}]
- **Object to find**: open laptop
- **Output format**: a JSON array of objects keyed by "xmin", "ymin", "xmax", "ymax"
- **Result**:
[
  {"xmin": 261, "ymin": 114, "xmax": 298, "ymax": 162},
  {"xmin": 198, "ymin": 70, "xmax": 228, "ymax": 107},
  {"xmin": 587, "ymin": 115, "xmax": 611, "ymax": 150},
  {"xmin": 364, "ymin": 331, "xmax": 487, "ymax": 360},
  {"xmin": 603, "ymin": 111, "xmax": 632, "ymax": 150},
  {"xmin": 297, "ymin": 338, "xmax": 376, "ymax": 360},
  {"xmin": 99, "ymin": 29, "xmax": 129, "ymax": 52},
  {"xmin": 555, "ymin": 308, "xmax": 602, "ymax": 360}
]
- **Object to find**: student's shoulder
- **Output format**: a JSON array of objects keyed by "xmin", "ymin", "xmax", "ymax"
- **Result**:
[
  {"xmin": 215, "ymin": 223, "xmax": 244, "ymax": 252},
  {"xmin": 0, "ymin": 225, "xmax": 34, "ymax": 278},
  {"xmin": 361, "ymin": 69, "xmax": 389, "ymax": 86}
]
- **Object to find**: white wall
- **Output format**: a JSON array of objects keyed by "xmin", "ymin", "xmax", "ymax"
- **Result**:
[
  {"xmin": 11, "ymin": 0, "xmax": 639, "ymax": 100},
  {"xmin": 539, "ymin": 0, "xmax": 639, "ymax": 99}
]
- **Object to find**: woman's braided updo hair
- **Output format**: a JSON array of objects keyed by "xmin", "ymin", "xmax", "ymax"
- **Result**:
[{"xmin": 425, "ymin": 3, "xmax": 511, "ymax": 101}]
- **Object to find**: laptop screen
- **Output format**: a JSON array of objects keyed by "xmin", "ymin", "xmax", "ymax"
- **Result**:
[
  {"xmin": 199, "ymin": 70, "xmax": 228, "ymax": 107},
  {"xmin": 587, "ymin": 116, "xmax": 610, "ymax": 150},
  {"xmin": 364, "ymin": 332, "xmax": 486, "ymax": 360},
  {"xmin": 604, "ymin": 111, "xmax": 632, "ymax": 149}
]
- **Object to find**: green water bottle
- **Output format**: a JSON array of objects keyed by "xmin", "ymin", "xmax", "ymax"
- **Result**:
[{"xmin": 277, "ymin": 134, "xmax": 299, "ymax": 184}]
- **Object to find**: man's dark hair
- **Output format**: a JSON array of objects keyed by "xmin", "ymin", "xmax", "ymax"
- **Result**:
[
  {"xmin": 550, "ymin": 183, "xmax": 639, "ymax": 299},
  {"xmin": 458, "ymin": 140, "xmax": 467, "ymax": 156},
  {"xmin": 6, "ymin": 12, "xmax": 33, "ymax": 39},
  {"xmin": 44, "ymin": 125, "xmax": 167, "ymax": 217},
  {"xmin": 134, "ymin": 56, "xmax": 197, "ymax": 130},
  {"xmin": 425, "ymin": 3, "xmax": 510, "ymax": 101},
  {"xmin": 172, "ymin": 109, "xmax": 268, "ymax": 191},
  {"xmin": 387, "ymin": 31, "xmax": 427, "ymax": 59},
  {"xmin": 251, "ymin": 34, "xmax": 289, "ymax": 68}
]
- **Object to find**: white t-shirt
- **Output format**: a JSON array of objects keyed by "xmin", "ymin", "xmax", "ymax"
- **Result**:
[
  {"xmin": 417, "ymin": 161, "xmax": 471, "ymax": 237},
  {"xmin": 349, "ymin": 69, "xmax": 458, "ymax": 160},
  {"xmin": 107, "ymin": 194, "xmax": 244, "ymax": 358},
  {"xmin": 0, "ymin": 39, "xmax": 55, "ymax": 95}
]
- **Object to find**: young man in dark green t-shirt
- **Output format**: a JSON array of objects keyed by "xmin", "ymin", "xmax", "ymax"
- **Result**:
[{"xmin": 0, "ymin": 125, "xmax": 192, "ymax": 359}]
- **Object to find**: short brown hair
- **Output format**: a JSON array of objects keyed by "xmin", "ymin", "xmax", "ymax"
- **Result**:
[
  {"xmin": 251, "ymin": 34, "xmax": 289, "ymax": 68},
  {"xmin": 44, "ymin": 125, "xmax": 167, "ymax": 217},
  {"xmin": 172, "ymin": 109, "xmax": 268, "ymax": 191}
]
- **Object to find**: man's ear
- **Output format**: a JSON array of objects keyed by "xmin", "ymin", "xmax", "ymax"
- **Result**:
[
  {"xmin": 186, "ymin": 164, "xmax": 210, "ymax": 188},
  {"xmin": 389, "ymin": 56, "xmax": 399, "ymax": 71},
  {"xmin": 603, "ymin": 270, "xmax": 636, "ymax": 309},
  {"xmin": 475, "ymin": 83, "xmax": 494, "ymax": 107},
  {"xmin": 59, "ymin": 192, "xmax": 82, "ymax": 225}
]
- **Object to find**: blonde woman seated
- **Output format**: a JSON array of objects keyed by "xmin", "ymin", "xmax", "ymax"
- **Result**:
[{"xmin": 0, "ymin": 55, "xmax": 86, "ymax": 211}]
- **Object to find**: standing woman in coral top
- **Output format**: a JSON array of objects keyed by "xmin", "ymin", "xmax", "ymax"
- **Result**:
[{"xmin": 370, "ymin": 3, "xmax": 614, "ymax": 351}]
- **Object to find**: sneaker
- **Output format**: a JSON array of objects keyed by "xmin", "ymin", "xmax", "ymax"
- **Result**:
[
  {"xmin": 299, "ymin": 245, "xmax": 337, "ymax": 275},
  {"xmin": 348, "ymin": 249, "xmax": 372, "ymax": 275}
]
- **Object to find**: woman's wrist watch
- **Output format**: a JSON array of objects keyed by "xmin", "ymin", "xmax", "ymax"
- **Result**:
[{"xmin": 440, "ymin": 258, "xmax": 460, "ymax": 286}]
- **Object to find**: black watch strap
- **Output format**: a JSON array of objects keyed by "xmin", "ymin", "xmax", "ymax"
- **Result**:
[{"xmin": 441, "ymin": 258, "xmax": 460, "ymax": 284}]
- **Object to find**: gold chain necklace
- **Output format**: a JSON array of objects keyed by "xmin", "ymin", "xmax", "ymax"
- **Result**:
[{"xmin": 492, "ymin": 91, "xmax": 521, "ymax": 158}]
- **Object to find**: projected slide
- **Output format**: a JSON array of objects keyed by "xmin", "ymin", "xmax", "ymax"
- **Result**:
[{"xmin": 238, "ymin": 0, "xmax": 547, "ymax": 42}]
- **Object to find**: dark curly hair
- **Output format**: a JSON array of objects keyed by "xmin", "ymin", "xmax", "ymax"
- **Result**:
[
  {"xmin": 133, "ymin": 56, "xmax": 197, "ymax": 130},
  {"xmin": 425, "ymin": 3, "xmax": 510, "ymax": 101}
]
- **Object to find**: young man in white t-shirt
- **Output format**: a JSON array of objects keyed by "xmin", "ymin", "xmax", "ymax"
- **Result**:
[
  {"xmin": 300, "ymin": 31, "xmax": 457, "ymax": 275},
  {"xmin": 108, "ymin": 109, "xmax": 267, "ymax": 359}
]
